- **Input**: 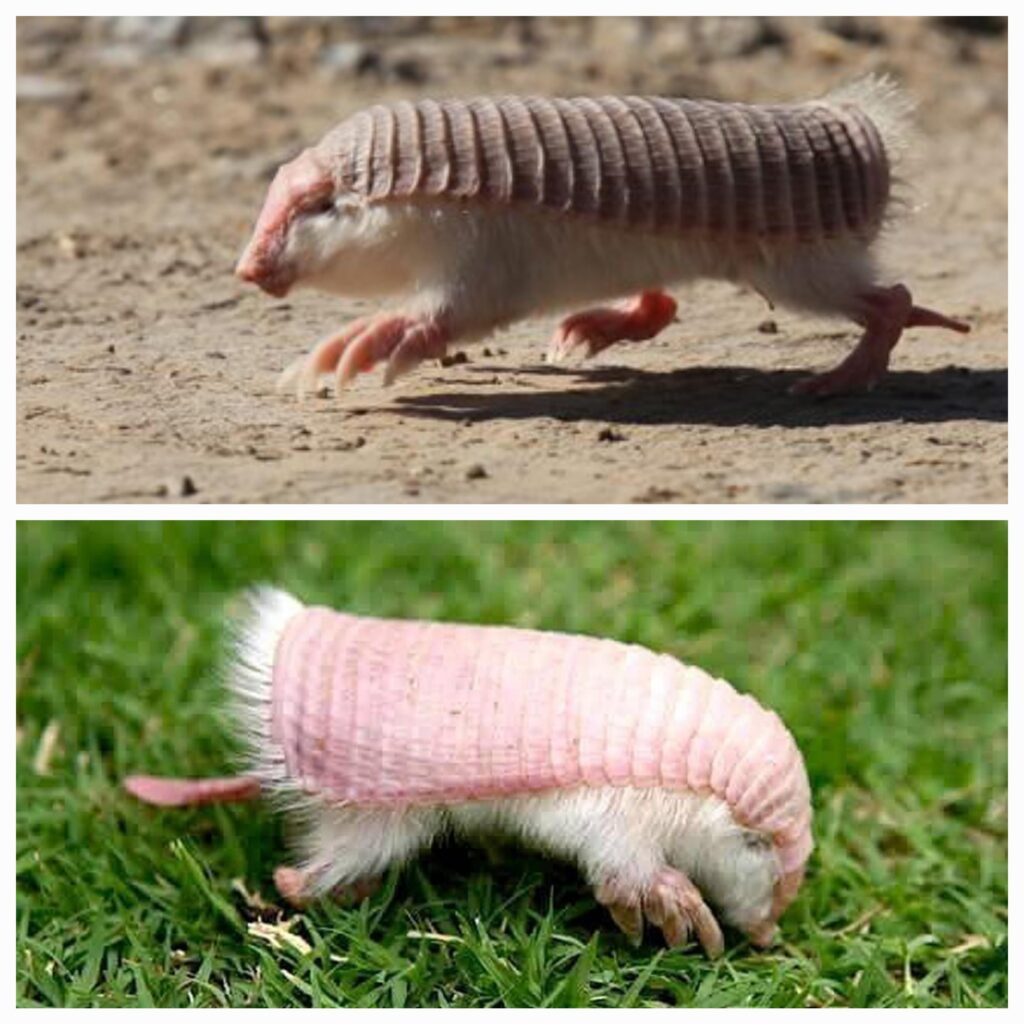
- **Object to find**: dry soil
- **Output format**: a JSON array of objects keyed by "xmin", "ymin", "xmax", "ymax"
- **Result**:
[{"xmin": 16, "ymin": 16, "xmax": 1007, "ymax": 503}]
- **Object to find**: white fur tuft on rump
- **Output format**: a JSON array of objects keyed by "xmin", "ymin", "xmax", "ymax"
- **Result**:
[
  {"xmin": 826, "ymin": 74, "xmax": 915, "ymax": 165},
  {"xmin": 227, "ymin": 585, "xmax": 304, "ymax": 794}
]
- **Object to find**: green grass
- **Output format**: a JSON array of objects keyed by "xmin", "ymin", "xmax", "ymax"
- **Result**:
[{"xmin": 16, "ymin": 521, "xmax": 1007, "ymax": 1007}]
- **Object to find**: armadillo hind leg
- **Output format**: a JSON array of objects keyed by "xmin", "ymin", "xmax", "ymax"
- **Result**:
[
  {"xmin": 792, "ymin": 283, "xmax": 971, "ymax": 396},
  {"xmin": 283, "ymin": 803, "xmax": 444, "ymax": 903},
  {"xmin": 547, "ymin": 289, "xmax": 677, "ymax": 363},
  {"xmin": 272, "ymin": 864, "xmax": 382, "ymax": 909},
  {"xmin": 596, "ymin": 867, "xmax": 724, "ymax": 958},
  {"xmin": 273, "ymin": 865, "xmax": 313, "ymax": 908}
]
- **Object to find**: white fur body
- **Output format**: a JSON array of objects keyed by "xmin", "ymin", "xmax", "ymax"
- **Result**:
[
  {"xmin": 292, "ymin": 787, "xmax": 779, "ymax": 936},
  {"xmin": 231, "ymin": 587, "xmax": 783, "ymax": 937},
  {"xmin": 287, "ymin": 199, "xmax": 880, "ymax": 344}
]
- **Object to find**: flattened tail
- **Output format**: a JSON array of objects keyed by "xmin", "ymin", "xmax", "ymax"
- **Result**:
[
  {"xmin": 122, "ymin": 586, "xmax": 306, "ymax": 809},
  {"xmin": 123, "ymin": 774, "xmax": 262, "ymax": 807}
]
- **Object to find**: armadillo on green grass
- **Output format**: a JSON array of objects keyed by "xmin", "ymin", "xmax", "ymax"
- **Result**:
[
  {"xmin": 125, "ymin": 587, "xmax": 812, "ymax": 957},
  {"xmin": 234, "ymin": 77, "xmax": 968, "ymax": 398}
]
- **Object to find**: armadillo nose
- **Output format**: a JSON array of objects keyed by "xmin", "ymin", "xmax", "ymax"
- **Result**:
[
  {"xmin": 235, "ymin": 251, "xmax": 259, "ymax": 284},
  {"xmin": 235, "ymin": 253, "xmax": 292, "ymax": 298}
]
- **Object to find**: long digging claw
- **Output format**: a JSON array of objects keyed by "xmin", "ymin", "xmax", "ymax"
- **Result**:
[
  {"xmin": 642, "ymin": 867, "xmax": 725, "ymax": 959},
  {"xmin": 277, "ymin": 358, "xmax": 323, "ymax": 398},
  {"xmin": 608, "ymin": 901, "xmax": 644, "ymax": 945}
]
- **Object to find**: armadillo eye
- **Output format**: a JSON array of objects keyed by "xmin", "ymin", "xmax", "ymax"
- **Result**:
[{"xmin": 308, "ymin": 197, "xmax": 336, "ymax": 217}]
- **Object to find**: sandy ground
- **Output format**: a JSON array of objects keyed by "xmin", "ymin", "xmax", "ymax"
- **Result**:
[{"xmin": 16, "ymin": 17, "xmax": 1006, "ymax": 504}]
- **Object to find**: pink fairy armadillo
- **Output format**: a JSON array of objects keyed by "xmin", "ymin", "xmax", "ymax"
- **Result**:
[
  {"xmin": 125, "ymin": 588, "xmax": 812, "ymax": 957},
  {"xmin": 235, "ymin": 78, "xmax": 968, "ymax": 398}
]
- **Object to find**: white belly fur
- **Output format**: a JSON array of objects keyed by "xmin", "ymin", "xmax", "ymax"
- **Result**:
[
  {"xmin": 305, "ymin": 201, "xmax": 879, "ymax": 341},
  {"xmin": 448, "ymin": 786, "xmax": 780, "ymax": 933}
]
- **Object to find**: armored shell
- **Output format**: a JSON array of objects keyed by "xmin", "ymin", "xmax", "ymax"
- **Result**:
[
  {"xmin": 316, "ymin": 95, "xmax": 890, "ymax": 244},
  {"xmin": 262, "ymin": 605, "xmax": 813, "ymax": 877}
]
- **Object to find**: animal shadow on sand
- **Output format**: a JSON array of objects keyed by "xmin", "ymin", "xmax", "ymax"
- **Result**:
[{"xmin": 392, "ymin": 364, "xmax": 1007, "ymax": 429}]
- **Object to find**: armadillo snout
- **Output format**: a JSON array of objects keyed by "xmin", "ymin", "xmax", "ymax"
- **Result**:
[
  {"xmin": 237, "ymin": 149, "xmax": 334, "ymax": 297},
  {"xmin": 235, "ymin": 247, "xmax": 294, "ymax": 298}
]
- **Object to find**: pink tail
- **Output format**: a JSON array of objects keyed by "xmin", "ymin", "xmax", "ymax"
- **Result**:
[
  {"xmin": 906, "ymin": 304, "xmax": 971, "ymax": 333},
  {"xmin": 123, "ymin": 774, "xmax": 262, "ymax": 807}
]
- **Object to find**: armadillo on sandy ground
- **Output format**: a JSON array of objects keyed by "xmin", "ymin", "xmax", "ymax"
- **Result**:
[
  {"xmin": 124, "ymin": 588, "xmax": 812, "ymax": 957},
  {"xmin": 234, "ymin": 77, "xmax": 968, "ymax": 399}
]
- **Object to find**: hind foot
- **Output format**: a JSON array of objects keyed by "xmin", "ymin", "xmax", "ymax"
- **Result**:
[
  {"xmin": 273, "ymin": 864, "xmax": 381, "ymax": 910},
  {"xmin": 595, "ymin": 867, "xmax": 724, "ymax": 958},
  {"xmin": 277, "ymin": 313, "xmax": 450, "ymax": 396},
  {"xmin": 792, "ymin": 283, "xmax": 970, "ymax": 397},
  {"xmin": 548, "ymin": 290, "xmax": 678, "ymax": 363}
]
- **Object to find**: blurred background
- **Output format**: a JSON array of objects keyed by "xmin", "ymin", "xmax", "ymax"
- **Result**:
[
  {"xmin": 16, "ymin": 16, "xmax": 1008, "ymax": 119},
  {"xmin": 16, "ymin": 521, "xmax": 1007, "ymax": 1005},
  {"xmin": 17, "ymin": 17, "xmax": 1008, "ymax": 504}
]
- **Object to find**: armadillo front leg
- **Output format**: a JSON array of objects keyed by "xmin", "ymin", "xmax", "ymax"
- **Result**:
[
  {"xmin": 333, "ymin": 313, "xmax": 450, "ymax": 389},
  {"xmin": 596, "ymin": 867, "xmax": 725, "ymax": 958},
  {"xmin": 277, "ymin": 317, "xmax": 375, "ymax": 397},
  {"xmin": 278, "ymin": 313, "xmax": 451, "ymax": 396},
  {"xmin": 644, "ymin": 868, "xmax": 725, "ymax": 957},
  {"xmin": 792, "ymin": 284, "xmax": 970, "ymax": 396},
  {"xmin": 548, "ymin": 290, "xmax": 678, "ymax": 363},
  {"xmin": 594, "ymin": 876, "xmax": 645, "ymax": 946}
]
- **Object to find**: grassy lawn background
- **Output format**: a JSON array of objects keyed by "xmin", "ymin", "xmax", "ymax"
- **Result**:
[{"xmin": 16, "ymin": 521, "xmax": 1007, "ymax": 1007}]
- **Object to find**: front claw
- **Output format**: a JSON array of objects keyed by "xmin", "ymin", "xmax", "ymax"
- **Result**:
[
  {"xmin": 276, "ymin": 314, "xmax": 451, "ymax": 396},
  {"xmin": 643, "ymin": 868, "xmax": 724, "ymax": 958},
  {"xmin": 382, "ymin": 321, "xmax": 450, "ymax": 386},
  {"xmin": 596, "ymin": 867, "xmax": 723, "ymax": 958},
  {"xmin": 595, "ymin": 878, "xmax": 644, "ymax": 947},
  {"xmin": 276, "ymin": 317, "xmax": 374, "ymax": 398},
  {"xmin": 334, "ymin": 314, "xmax": 450, "ymax": 390}
]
